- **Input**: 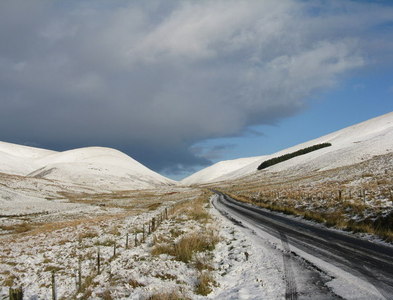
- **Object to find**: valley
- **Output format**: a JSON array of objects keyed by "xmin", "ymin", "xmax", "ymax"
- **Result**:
[{"xmin": 1, "ymin": 112, "xmax": 393, "ymax": 299}]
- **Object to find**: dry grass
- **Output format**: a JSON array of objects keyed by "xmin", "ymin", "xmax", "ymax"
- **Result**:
[
  {"xmin": 97, "ymin": 290, "xmax": 113, "ymax": 300},
  {"xmin": 195, "ymin": 272, "xmax": 216, "ymax": 296},
  {"xmin": 224, "ymin": 189, "xmax": 393, "ymax": 242},
  {"xmin": 151, "ymin": 193, "xmax": 219, "ymax": 263},
  {"xmin": 148, "ymin": 203, "xmax": 162, "ymax": 211},
  {"xmin": 0, "ymin": 223, "xmax": 33, "ymax": 234},
  {"xmin": 174, "ymin": 233, "xmax": 218, "ymax": 263},
  {"xmin": 149, "ymin": 190, "xmax": 219, "ymax": 297},
  {"xmin": 78, "ymin": 273, "xmax": 95, "ymax": 298},
  {"xmin": 128, "ymin": 278, "xmax": 145, "ymax": 288},
  {"xmin": 78, "ymin": 230, "xmax": 97, "ymax": 240},
  {"xmin": 148, "ymin": 290, "xmax": 187, "ymax": 300},
  {"xmin": 172, "ymin": 191, "xmax": 212, "ymax": 220},
  {"xmin": 2, "ymin": 274, "xmax": 17, "ymax": 287},
  {"xmin": 151, "ymin": 243, "xmax": 173, "ymax": 257},
  {"xmin": 193, "ymin": 254, "xmax": 214, "ymax": 271}
]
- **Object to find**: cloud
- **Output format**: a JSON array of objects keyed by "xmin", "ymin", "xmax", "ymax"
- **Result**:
[
  {"xmin": 0, "ymin": 0, "xmax": 392, "ymax": 175},
  {"xmin": 191, "ymin": 144, "xmax": 237, "ymax": 161}
]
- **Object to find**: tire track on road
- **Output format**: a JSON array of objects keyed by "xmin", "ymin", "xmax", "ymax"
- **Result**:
[
  {"xmin": 213, "ymin": 191, "xmax": 393, "ymax": 299},
  {"xmin": 280, "ymin": 232, "xmax": 298, "ymax": 300}
]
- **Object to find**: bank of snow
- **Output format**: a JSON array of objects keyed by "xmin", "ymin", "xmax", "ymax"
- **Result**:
[{"xmin": 182, "ymin": 111, "xmax": 393, "ymax": 185}]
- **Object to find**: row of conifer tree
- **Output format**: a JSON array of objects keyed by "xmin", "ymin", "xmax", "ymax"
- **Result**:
[{"xmin": 257, "ymin": 143, "xmax": 332, "ymax": 170}]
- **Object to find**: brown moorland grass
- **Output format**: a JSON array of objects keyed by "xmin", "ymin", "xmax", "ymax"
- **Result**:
[
  {"xmin": 224, "ymin": 191, "xmax": 393, "ymax": 242},
  {"xmin": 148, "ymin": 290, "xmax": 188, "ymax": 300},
  {"xmin": 195, "ymin": 271, "xmax": 216, "ymax": 296}
]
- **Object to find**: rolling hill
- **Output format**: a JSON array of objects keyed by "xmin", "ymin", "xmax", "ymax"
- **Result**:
[
  {"xmin": 182, "ymin": 111, "xmax": 393, "ymax": 185},
  {"xmin": 0, "ymin": 142, "xmax": 175, "ymax": 190}
]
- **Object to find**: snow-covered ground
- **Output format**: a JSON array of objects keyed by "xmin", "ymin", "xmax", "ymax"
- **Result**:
[
  {"xmin": 0, "ymin": 190, "xmax": 289, "ymax": 299},
  {"xmin": 182, "ymin": 111, "xmax": 393, "ymax": 185},
  {"xmin": 0, "ymin": 142, "xmax": 177, "ymax": 218}
]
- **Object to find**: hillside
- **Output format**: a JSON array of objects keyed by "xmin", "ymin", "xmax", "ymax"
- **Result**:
[
  {"xmin": 182, "ymin": 111, "xmax": 393, "ymax": 185},
  {"xmin": 0, "ymin": 142, "xmax": 175, "ymax": 191}
]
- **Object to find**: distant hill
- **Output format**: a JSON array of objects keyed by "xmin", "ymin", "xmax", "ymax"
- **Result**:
[
  {"xmin": 182, "ymin": 111, "xmax": 393, "ymax": 185},
  {"xmin": 0, "ymin": 142, "xmax": 175, "ymax": 190}
]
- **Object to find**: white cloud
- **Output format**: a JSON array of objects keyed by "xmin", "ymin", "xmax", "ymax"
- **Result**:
[{"xmin": 0, "ymin": 0, "xmax": 392, "ymax": 173}]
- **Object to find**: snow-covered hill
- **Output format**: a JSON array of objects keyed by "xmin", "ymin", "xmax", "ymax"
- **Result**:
[
  {"xmin": 182, "ymin": 111, "xmax": 393, "ymax": 185},
  {"xmin": 0, "ymin": 141, "xmax": 56, "ymax": 175},
  {"xmin": 0, "ymin": 142, "xmax": 175, "ymax": 190}
]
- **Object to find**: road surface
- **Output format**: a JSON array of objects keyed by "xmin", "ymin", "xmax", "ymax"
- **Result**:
[{"xmin": 212, "ymin": 191, "xmax": 393, "ymax": 300}]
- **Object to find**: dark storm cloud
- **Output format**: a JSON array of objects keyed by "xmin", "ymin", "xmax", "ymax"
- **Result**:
[
  {"xmin": 191, "ymin": 144, "xmax": 237, "ymax": 161},
  {"xmin": 1, "ymin": 0, "xmax": 393, "ymax": 174}
]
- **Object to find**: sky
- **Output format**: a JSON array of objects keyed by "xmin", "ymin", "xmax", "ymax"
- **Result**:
[{"xmin": 0, "ymin": 0, "xmax": 392, "ymax": 180}]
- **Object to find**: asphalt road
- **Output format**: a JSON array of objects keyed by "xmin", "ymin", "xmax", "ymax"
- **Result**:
[{"xmin": 213, "ymin": 191, "xmax": 393, "ymax": 299}]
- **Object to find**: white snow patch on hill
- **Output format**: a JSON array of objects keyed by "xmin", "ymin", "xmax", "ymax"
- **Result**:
[{"xmin": 182, "ymin": 111, "xmax": 393, "ymax": 185}]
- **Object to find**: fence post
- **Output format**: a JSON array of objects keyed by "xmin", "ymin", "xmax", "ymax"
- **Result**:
[
  {"xmin": 9, "ymin": 287, "xmax": 23, "ymax": 300},
  {"xmin": 51, "ymin": 271, "xmax": 57, "ymax": 300},
  {"xmin": 97, "ymin": 247, "xmax": 101, "ymax": 274},
  {"xmin": 78, "ymin": 257, "xmax": 82, "ymax": 291},
  {"xmin": 126, "ymin": 233, "xmax": 129, "ymax": 249}
]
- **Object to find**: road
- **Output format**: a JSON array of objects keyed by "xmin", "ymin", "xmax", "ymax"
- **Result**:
[{"xmin": 212, "ymin": 191, "xmax": 393, "ymax": 300}]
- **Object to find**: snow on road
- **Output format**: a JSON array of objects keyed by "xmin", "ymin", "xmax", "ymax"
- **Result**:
[
  {"xmin": 209, "ymin": 196, "xmax": 285, "ymax": 299},
  {"xmin": 211, "ymin": 194, "xmax": 388, "ymax": 300}
]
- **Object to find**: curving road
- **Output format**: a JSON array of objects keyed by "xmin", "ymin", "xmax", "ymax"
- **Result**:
[{"xmin": 213, "ymin": 191, "xmax": 393, "ymax": 300}]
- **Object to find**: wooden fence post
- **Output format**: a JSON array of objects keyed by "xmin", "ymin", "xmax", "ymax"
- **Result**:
[
  {"xmin": 9, "ymin": 287, "xmax": 23, "ymax": 300},
  {"xmin": 51, "ymin": 271, "xmax": 57, "ymax": 300},
  {"xmin": 97, "ymin": 247, "xmax": 101, "ymax": 274},
  {"xmin": 126, "ymin": 233, "xmax": 129, "ymax": 249},
  {"xmin": 78, "ymin": 257, "xmax": 82, "ymax": 291}
]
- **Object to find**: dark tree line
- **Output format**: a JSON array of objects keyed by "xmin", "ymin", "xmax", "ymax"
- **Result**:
[{"xmin": 257, "ymin": 143, "xmax": 332, "ymax": 170}]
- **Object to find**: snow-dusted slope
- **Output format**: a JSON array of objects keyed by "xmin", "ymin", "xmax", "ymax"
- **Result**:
[
  {"xmin": 29, "ymin": 147, "xmax": 175, "ymax": 190},
  {"xmin": 0, "ymin": 141, "xmax": 56, "ymax": 175},
  {"xmin": 182, "ymin": 111, "xmax": 393, "ymax": 185},
  {"xmin": 0, "ymin": 143, "xmax": 175, "ymax": 190},
  {"xmin": 181, "ymin": 156, "xmax": 264, "ymax": 186}
]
